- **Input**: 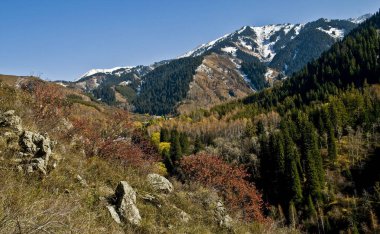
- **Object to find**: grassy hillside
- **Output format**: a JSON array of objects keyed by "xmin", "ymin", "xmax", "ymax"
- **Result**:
[{"xmin": 0, "ymin": 77, "xmax": 294, "ymax": 233}]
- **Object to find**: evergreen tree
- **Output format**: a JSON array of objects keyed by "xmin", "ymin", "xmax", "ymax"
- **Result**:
[
  {"xmin": 288, "ymin": 156, "xmax": 303, "ymax": 204},
  {"xmin": 193, "ymin": 135, "xmax": 203, "ymax": 154},
  {"xmin": 170, "ymin": 130, "xmax": 182, "ymax": 163},
  {"xmin": 179, "ymin": 132, "xmax": 189, "ymax": 155},
  {"xmin": 160, "ymin": 128, "xmax": 170, "ymax": 142},
  {"xmin": 327, "ymin": 122, "xmax": 338, "ymax": 161}
]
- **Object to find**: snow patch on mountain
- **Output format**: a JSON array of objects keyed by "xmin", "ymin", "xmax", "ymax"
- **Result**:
[
  {"xmin": 221, "ymin": 46, "xmax": 237, "ymax": 56},
  {"xmin": 119, "ymin": 81, "xmax": 132, "ymax": 86},
  {"xmin": 317, "ymin": 27, "xmax": 345, "ymax": 39},
  {"xmin": 238, "ymin": 38, "xmax": 252, "ymax": 50},
  {"xmin": 250, "ymin": 24, "xmax": 291, "ymax": 62},
  {"xmin": 348, "ymin": 13, "xmax": 372, "ymax": 24},
  {"xmin": 264, "ymin": 69, "xmax": 274, "ymax": 81},
  {"xmin": 79, "ymin": 66, "xmax": 133, "ymax": 80}
]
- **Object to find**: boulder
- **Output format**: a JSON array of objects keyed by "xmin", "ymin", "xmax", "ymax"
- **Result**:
[
  {"xmin": 18, "ymin": 131, "xmax": 53, "ymax": 175},
  {"xmin": 114, "ymin": 181, "xmax": 141, "ymax": 226},
  {"xmin": 141, "ymin": 193, "xmax": 162, "ymax": 208},
  {"xmin": 0, "ymin": 110, "xmax": 56, "ymax": 175},
  {"xmin": 0, "ymin": 110, "xmax": 23, "ymax": 133},
  {"xmin": 147, "ymin": 173, "xmax": 173, "ymax": 193},
  {"xmin": 106, "ymin": 205, "xmax": 121, "ymax": 224},
  {"xmin": 76, "ymin": 175, "xmax": 88, "ymax": 187},
  {"xmin": 214, "ymin": 201, "xmax": 233, "ymax": 228},
  {"xmin": 179, "ymin": 210, "xmax": 191, "ymax": 223}
]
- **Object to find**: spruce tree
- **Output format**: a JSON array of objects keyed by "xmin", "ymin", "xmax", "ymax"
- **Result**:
[
  {"xmin": 288, "ymin": 156, "xmax": 303, "ymax": 204},
  {"xmin": 160, "ymin": 128, "xmax": 170, "ymax": 142},
  {"xmin": 327, "ymin": 122, "xmax": 338, "ymax": 161},
  {"xmin": 179, "ymin": 132, "xmax": 189, "ymax": 155},
  {"xmin": 193, "ymin": 135, "xmax": 203, "ymax": 154},
  {"xmin": 170, "ymin": 130, "xmax": 182, "ymax": 163}
]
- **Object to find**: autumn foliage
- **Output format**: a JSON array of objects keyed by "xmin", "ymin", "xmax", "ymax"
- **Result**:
[
  {"xmin": 20, "ymin": 80, "xmax": 70, "ymax": 129},
  {"xmin": 180, "ymin": 153, "xmax": 265, "ymax": 222}
]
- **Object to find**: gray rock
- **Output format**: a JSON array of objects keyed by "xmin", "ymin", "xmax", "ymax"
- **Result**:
[
  {"xmin": 0, "ymin": 110, "xmax": 23, "ymax": 132},
  {"xmin": 179, "ymin": 210, "xmax": 191, "ymax": 223},
  {"xmin": 215, "ymin": 201, "xmax": 233, "ymax": 228},
  {"xmin": 0, "ymin": 111, "xmax": 56, "ymax": 175},
  {"xmin": 114, "ymin": 181, "xmax": 141, "ymax": 226},
  {"xmin": 141, "ymin": 193, "xmax": 161, "ymax": 208},
  {"xmin": 106, "ymin": 205, "xmax": 121, "ymax": 224},
  {"xmin": 76, "ymin": 175, "xmax": 88, "ymax": 187},
  {"xmin": 147, "ymin": 173, "xmax": 173, "ymax": 193},
  {"xmin": 18, "ymin": 131, "xmax": 53, "ymax": 175}
]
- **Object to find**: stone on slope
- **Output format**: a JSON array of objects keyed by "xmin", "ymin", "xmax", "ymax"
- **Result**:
[
  {"xmin": 147, "ymin": 173, "xmax": 173, "ymax": 193},
  {"xmin": 114, "ymin": 181, "xmax": 141, "ymax": 226}
]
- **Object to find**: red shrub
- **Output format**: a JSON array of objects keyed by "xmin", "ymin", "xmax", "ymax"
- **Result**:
[
  {"xmin": 99, "ymin": 140, "xmax": 149, "ymax": 168},
  {"xmin": 131, "ymin": 129, "xmax": 160, "ymax": 161},
  {"xmin": 70, "ymin": 117, "xmax": 104, "ymax": 156},
  {"xmin": 180, "ymin": 153, "xmax": 265, "ymax": 222},
  {"xmin": 21, "ymin": 80, "xmax": 70, "ymax": 129}
]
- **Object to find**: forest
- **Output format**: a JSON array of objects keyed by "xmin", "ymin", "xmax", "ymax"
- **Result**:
[{"xmin": 144, "ymin": 11, "xmax": 380, "ymax": 233}]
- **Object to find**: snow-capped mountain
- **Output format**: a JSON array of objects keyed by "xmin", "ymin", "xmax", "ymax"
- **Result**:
[
  {"xmin": 69, "ymin": 14, "xmax": 371, "ymax": 115},
  {"xmin": 78, "ymin": 66, "xmax": 134, "ymax": 81},
  {"xmin": 178, "ymin": 14, "xmax": 371, "ymax": 75},
  {"xmin": 179, "ymin": 24, "xmax": 304, "ymax": 62}
]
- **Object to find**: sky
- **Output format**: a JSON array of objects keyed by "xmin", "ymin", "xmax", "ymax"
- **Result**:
[{"xmin": 0, "ymin": 0, "xmax": 378, "ymax": 81}]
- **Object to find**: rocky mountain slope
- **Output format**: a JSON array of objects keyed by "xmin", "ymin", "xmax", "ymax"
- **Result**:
[{"xmin": 63, "ymin": 14, "xmax": 371, "ymax": 115}]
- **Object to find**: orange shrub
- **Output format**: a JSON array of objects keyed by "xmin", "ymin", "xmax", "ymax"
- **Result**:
[{"xmin": 180, "ymin": 153, "xmax": 265, "ymax": 222}]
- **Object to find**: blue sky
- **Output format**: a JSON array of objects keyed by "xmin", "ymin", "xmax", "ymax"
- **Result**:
[{"xmin": 0, "ymin": 0, "xmax": 378, "ymax": 81}]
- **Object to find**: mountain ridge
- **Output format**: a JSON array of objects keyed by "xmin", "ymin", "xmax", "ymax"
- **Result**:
[{"xmin": 64, "ymin": 13, "xmax": 372, "ymax": 115}]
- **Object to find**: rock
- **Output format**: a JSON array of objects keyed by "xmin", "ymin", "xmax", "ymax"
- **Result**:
[
  {"xmin": 179, "ymin": 210, "xmax": 191, "ymax": 223},
  {"xmin": 76, "ymin": 175, "xmax": 88, "ymax": 187},
  {"xmin": 171, "ymin": 205, "xmax": 191, "ymax": 223},
  {"xmin": 147, "ymin": 173, "xmax": 173, "ymax": 193},
  {"xmin": 114, "ymin": 181, "xmax": 141, "ymax": 226},
  {"xmin": 0, "ymin": 111, "xmax": 57, "ymax": 175},
  {"xmin": 215, "ymin": 201, "xmax": 233, "ymax": 228},
  {"xmin": 0, "ymin": 110, "xmax": 23, "ymax": 133},
  {"xmin": 141, "ymin": 193, "xmax": 161, "ymax": 208},
  {"xmin": 18, "ymin": 130, "xmax": 53, "ymax": 175},
  {"xmin": 107, "ymin": 205, "xmax": 121, "ymax": 224}
]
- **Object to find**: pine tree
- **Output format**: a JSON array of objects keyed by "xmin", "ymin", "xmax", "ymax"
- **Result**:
[
  {"xmin": 193, "ymin": 135, "xmax": 203, "ymax": 154},
  {"xmin": 170, "ymin": 130, "xmax": 182, "ymax": 163},
  {"xmin": 288, "ymin": 156, "xmax": 303, "ymax": 204},
  {"xmin": 306, "ymin": 195, "xmax": 317, "ymax": 220},
  {"xmin": 179, "ymin": 132, "xmax": 189, "ymax": 155},
  {"xmin": 327, "ymin": 122, "xmax": 338, "ymax": 161},
  {"xmin": 160, "ymin": 128, "xmax": 170, "ymax": 142}
]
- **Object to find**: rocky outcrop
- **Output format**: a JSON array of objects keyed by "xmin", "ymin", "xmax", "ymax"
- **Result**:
[
  {"xmin": 147, "ymin": 173, "xmax": 173, "ymax": 194},
  {"xmin": 0, "ymin": 110, "xmax": 56, "ymax": 175},
  {"xmin": 214, "ymin": 201, "xmax": 233, "ymax": 228},
  {"xmin": 0, "ymin": 110, "xmax": 23, "ymax": 133},
  {"xmin": 108, "ymin": 181, "xmax": 141, "ymax": 226},
  {"xmin": 18, "ymin": 131, "xmax": 53, "ymax": 175}
]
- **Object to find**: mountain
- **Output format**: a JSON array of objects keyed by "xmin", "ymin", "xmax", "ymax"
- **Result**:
[
  {"xmin": 67, "ymin": 14, "xmax": 371, "ymax": 115},
  {"xmin": 151, "ymin": 11, "xmax": 380, "ymax": 233}
]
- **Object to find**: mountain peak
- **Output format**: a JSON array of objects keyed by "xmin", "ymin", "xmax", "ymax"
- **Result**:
[
  {"xmin": 348, "ymin": 13, "xmax": 372, "ymax": 24},
  {"xmin": 78, "ymin": 66, "xmax": 134, "ymax": 81}
]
